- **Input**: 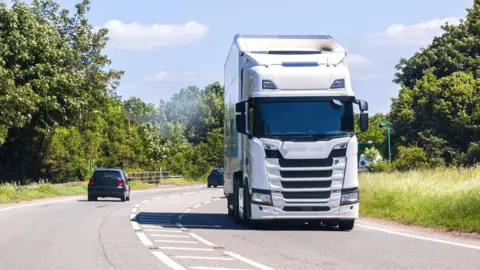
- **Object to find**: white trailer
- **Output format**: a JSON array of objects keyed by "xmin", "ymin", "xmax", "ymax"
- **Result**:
[{"xmin": 223, "ymin": 34, "xmax": 369, "ymax": 230}]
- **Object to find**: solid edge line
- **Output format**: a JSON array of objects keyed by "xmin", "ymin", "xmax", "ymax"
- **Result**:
[
  {"xmin": 136, "ymin": 232, "xmax": 153, "ymax": 246},
  {"xmin": 224, "ymin": 251, "xmax": 276, "ymax": 270},
  {"xmin": 356, "ymin": 224, "xmax": 480, "ymax": 250},
  {"xmin": 0, "ymin": 197, "xmax": 80, "ymax": 212},
  {"xmin": 152, "ymin": 251, "xmax": 187, "ymax": 270},
  {"xmin": 0, "ymin": 185, "xmax": 205, "ymax": 213},
  {"xmin": 189, "ymin": 233, "xmax": 215, "ymax": 247}
]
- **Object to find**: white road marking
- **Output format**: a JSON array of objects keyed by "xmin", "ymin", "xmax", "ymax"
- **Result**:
[
  {"xmin": 189, "ymin": 233, "xmax": 215, "ymax": 247},
  {"xmin": 135, "ymin": 204, "xmax": 141, "ymax": 208},
  {"xmin": 152, "ymin": 251, "xmax": 187, "ymax": 270},
  {"xmin": 141, "ymin": 213, "xmax": 176, "ymax": 216},
  {"xmin": 184, "ymin": 209, "xmax": 192, "ymax": 213},
  {"xmin": 203, "ymin": 200, "xmax": 212, "ymax": 204},
  {"xmin": 131, "ymin": 221, "xmax": 141, "ymax": 231},
  {"xmin": 130, "ymin": 214, "xmax": 136, "ymax": 220},
  {"xmin": 224, "ymin": 252, "xmax": 275, "ymax": 270},
  {"xmin": 150, "ymin": 234, "xmax": 190, "ymax": 238},
  {"xmin": 189, "ymin": 267, "xmax": 249, "ymax": 270},
  {"xmin": 139, "ymin": 207, "xmax": 184, "ymax": 211},
  {"xmin": 141, "ymin": 200, "xmax": 151, "ymax": 204},
  {"xmin": 158, "ymin": 247, "xmax": 214, "ymax": 251},
  {"xmin": 141, "ymin": 225, "xmax": 165, "ymax": 228},
  {"xmin": 145, "ymin": 229, "xmax": 184, "ymax": 233},
  {"xmin": 213, "ymin": 198, "xmax": 220, "ymax": 201},
  {"xmin": 0, "ymin": 197, "xmax": 80, "ymax": 212},
  {"xmin": 176, "ymin": 222, "xmax": 186, "ymax": 230},
  {"xmin": 136, "ymin": 217, "xmax": 173, "ymax": 221},
  {"xmin": 136, "ymin": 232, "xmax": 153, "ymax": 246},
  {"xmin": 132, "ymin": 208, "xmax": 138, "ymax": 213},
  {"xmin": 154, "ymin": 240, "xmax": 199, "ymax": 244},
  {"xmin": 193, "ymin": 204, "xmax": 202, "ymax": 209},
  {"xmin": 174, "ymin": 256, "xmax": 235, "ymax": 261},
  {"xmin": 356, "ymin": 224, "xmax": 480, "ymax": 250}
]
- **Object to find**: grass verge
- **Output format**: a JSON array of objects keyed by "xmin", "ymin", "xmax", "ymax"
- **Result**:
[
  {"xmin": 0, "ymin": 178, "xmax": 205, "ymax": 204},
  {"xmin": 359, "ymin": 166, "xmax": 480, "ymax": 233}
]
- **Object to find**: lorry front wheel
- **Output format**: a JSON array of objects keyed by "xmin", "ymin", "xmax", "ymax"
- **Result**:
[{"xmin": 338, "ymin": 219, "xmax": 355, "ymax": 231}]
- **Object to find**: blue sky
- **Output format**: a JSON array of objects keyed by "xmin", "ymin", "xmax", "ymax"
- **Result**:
[{"xmin": 11, "ymin": 0, "xmax": 475, "ymax": 114}]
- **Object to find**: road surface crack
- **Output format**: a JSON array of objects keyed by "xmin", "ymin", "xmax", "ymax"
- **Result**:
[{"xmin": 98, "ymin": 213, "xmax": 118, "ymax": 270}]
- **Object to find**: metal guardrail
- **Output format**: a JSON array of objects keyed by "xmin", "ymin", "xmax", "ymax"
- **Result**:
[{"xmin": 124, "ymin": 171, "xmax": 181, "ymax": 184}]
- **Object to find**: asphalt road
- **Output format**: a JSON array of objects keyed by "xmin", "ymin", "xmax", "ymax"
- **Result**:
[{"xmin": 0, "ymin": 186, "xmax": 479, "ymax": 270}]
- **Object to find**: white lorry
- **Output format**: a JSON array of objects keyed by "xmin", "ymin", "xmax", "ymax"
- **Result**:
[{"xmin": 223, "ymin": 34, "xmax": 369, "ymax": 230}]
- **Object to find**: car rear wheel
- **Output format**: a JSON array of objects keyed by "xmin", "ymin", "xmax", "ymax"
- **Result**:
[{"xmin": 121, "ymin": 192, "xmax": 127, "ymax": 202}]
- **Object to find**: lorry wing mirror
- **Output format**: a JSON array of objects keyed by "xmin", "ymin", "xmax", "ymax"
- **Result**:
[
  {"xmin": 358, "ymin": 100, "xmax": 368, "ymax": 112},
  {"xmin": 236, "ymin": 102, "xmax": 246, "ymax": 114},
  {"xmin": 236, "ymin": 114, "xmax": 247, "ymax": 134},
  {"xmin": 235, "ymin": 101, "xmax": 248, "ymax": 135},
  {"xmin": 360, "ymin": 112, "xmax": 369, "ymax": 132}
]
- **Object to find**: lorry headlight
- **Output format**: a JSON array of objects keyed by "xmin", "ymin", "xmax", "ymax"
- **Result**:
[
  {"xmin": 263, "ymin": 144, "xmax": 278, "ymax": 150},
  {"xmin": 340, "ymin": 189, "xmax": 359, "ymax": 205},
  {"xmin": 252, "ymin": 191, "xmax": 272, "ymax": 205},
  {"xmin": 330, "ymin": 79, "xmax": 345, "ymax": 89},
  {"xmin": 333, "ymin": 143, "xmax": 347, "ymax": 149},
  {"xmin": 262, "ymin": 80, "xmax": 277, "ymax": 90}
]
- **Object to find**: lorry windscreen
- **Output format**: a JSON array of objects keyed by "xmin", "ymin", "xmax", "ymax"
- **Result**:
[{"xmin": 249, "ymin": 100, "xmax": 354, "ymax": 139}]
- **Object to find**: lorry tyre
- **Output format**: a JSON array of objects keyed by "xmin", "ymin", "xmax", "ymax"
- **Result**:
[
  {"xmin": 233, "ymin": 182, "xmax": 241, "ymax": 224},
  {"xmin": 227, "ymin": 194, "xmax": 234, "ymax": 218},
  {"xmin": 338, "ymin": 219, "xmax": 355, "ymax": 231},
  {"xmin": 242, "ymin": 183, "xmax": 251, "ymax": 226}
]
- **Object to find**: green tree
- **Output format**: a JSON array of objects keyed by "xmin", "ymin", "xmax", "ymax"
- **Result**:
[
  {"xmin": 389, "ymin": 1, "xmax": 480, "ymax": 165},
  {"xmin": 0, "ymin": 0, "xmax": 123, "ymax": 181}
]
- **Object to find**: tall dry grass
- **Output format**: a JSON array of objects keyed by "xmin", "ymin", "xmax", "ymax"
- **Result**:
[{"xmin": 359, "ymin": 166, "xmax": 480, "ymax": 232}]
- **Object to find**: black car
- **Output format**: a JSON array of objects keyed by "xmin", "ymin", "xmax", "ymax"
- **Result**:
[
  {"xmin": 207, "ymin": 168, "xmax": 224, "ymax": 188},
  {"xmin": 88, "ymin": 168, "xmax": 131, "ymax": 201}
]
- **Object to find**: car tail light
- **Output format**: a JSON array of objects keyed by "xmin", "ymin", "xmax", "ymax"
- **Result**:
[
  {"xmin": 89, "ymin": 178, "xmax": 94, "ymax": 185},
  {"xmin": 118, "ymin": 178, "xmax": 125, "ymax": 186}
]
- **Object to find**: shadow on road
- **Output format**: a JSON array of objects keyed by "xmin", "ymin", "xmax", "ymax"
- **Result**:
[
  {"xmin": 132, "ymin": 211, "xmax": 344, "ymax": 232},
  {"xmin": 77, "ymin": 199, "xmax": 124, "ymax": 203}
]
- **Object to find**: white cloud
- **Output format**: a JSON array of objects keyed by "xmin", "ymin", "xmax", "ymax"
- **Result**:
[
  {"xmin": 145, "ymin": 71, "xmax": 210, "ymax": 82},
  {"xmin": 348, "ymin": 54, "xmax": 373, "ymax": 70},
  {"xmin": 347, "ymin": 54, "xmax": 382, "ymax": 82},
  {"xmin": 95, "ymin": 20, "xmax": 209, "ymax": 50},
  {"xmin": 366, "ymin": 17, "xmax": 460, "ymax": 47}
]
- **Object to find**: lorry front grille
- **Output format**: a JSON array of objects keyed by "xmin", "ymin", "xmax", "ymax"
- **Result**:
[
  {"xmin": 281, "ymin": 180, "xmax": 332, "ymax": 189},
  {"xmin": 269, "ymin": 148, "xmax": 346, "ymax": 168},
  {"xmin": 280, "ymin": 170, "xmax": 332, "ymax": 178},
  {"xmin": 282, "ymin": 206, "xmax": 330, "ymax": 212},
  {"xmin": 282, "ymin": 191, "xmax": 331, "ymax": 200}
]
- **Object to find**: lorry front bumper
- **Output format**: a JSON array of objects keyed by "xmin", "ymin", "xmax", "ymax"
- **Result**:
[{"xmin": 249, "ymin": 202, "xmax": 359, "ymax": 220}]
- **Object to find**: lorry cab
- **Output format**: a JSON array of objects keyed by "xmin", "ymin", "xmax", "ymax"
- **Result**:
[{"xmin": 223, "ymin": 34, "xmax": 368, "ymax": 230}]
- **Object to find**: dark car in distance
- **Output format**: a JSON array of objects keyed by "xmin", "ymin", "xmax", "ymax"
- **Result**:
[
  {"xmin": 207, "ymin": 168, "xmax": 224, "ymax": 188},
  {"xmin": 88, "ymin": 168, "xmax": 131, "ymax": 201}
]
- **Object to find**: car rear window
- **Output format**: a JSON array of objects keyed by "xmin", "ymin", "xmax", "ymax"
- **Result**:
[{"xmin": 92, "ymin": 170, "xmax": 122, "ymax": 182}]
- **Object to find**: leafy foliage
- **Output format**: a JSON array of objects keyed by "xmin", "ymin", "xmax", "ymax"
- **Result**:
[
  {"xmin": 0, "ymin": 0, "xmax": 223, "ymax": 183},
  {"xmin": 389, "ymin": 0, "xmax": 480, "ymax": 167}
]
